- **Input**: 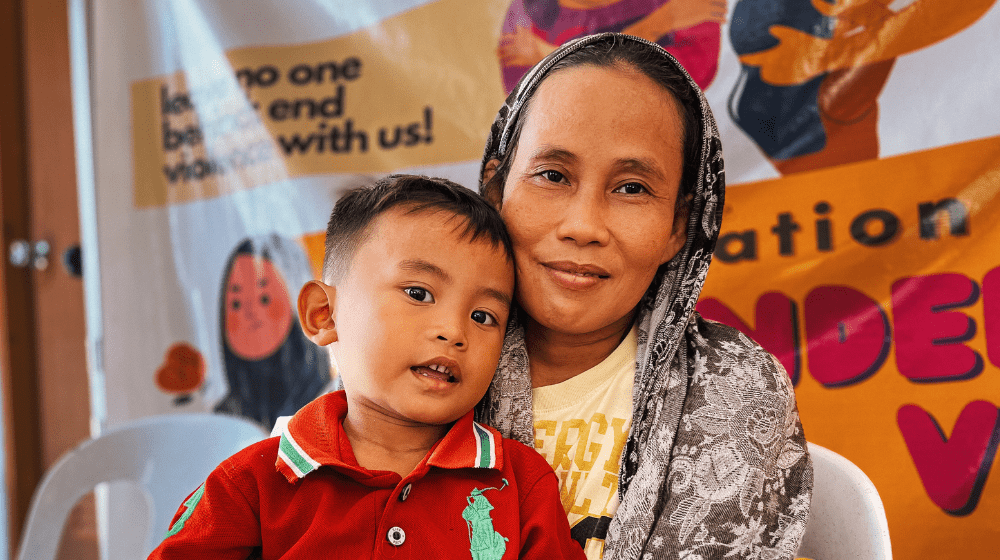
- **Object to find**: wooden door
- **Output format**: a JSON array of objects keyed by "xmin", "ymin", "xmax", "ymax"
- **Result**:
[{"xmin": 1, "ymin": 0, "xmax": 98, "ymax": 557}]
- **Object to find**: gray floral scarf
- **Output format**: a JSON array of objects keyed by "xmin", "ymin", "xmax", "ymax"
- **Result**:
[{"xmin": 475, "ymin": 33, "xmax": 812, "ymax": 560}]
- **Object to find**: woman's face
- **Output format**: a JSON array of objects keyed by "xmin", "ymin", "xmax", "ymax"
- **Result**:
[{"xmin": 497, "ymin": 65, "xmax": 688, "ymax": 336}]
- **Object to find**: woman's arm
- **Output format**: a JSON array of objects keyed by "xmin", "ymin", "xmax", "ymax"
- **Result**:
[{"xmin": 652, "ymin": 322, "xmax": 813, "ymax": 559}]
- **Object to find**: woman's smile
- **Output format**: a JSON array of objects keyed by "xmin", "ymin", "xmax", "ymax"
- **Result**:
[{"xmin": 541, "ymin": 260, "xmax": 611, "ymax": 290}]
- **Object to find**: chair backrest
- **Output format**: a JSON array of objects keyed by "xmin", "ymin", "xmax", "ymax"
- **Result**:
[
  {"xmin": 16, "ymin": 413, "xmax": 268, "ymax": 560},
  {"xmin": 797, "ymin": 442, "xmax": 893, "ymax": 560}
]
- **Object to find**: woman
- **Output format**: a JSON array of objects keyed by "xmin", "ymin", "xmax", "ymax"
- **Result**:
[{"xmin": 477, "ymin": 33, "xmax": 812, "ymax": 559}]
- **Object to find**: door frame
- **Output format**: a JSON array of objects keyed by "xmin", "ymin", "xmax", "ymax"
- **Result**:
[{"xmin": 0, "ymin": 0, "xmax": 46, "ymax": 552}]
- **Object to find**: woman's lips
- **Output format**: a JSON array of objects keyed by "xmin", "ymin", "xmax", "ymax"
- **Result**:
[{"xmin": 541, "ymin": 261, "xmax": 610, "ymax": 290}]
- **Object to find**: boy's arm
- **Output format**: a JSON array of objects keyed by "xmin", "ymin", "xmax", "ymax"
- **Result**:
[
  {"xmin": 517, "ymin": 463, "xmax": 588, "ymax": 560},
  {"xmin": 147, "ymin": 458, "xmax": 262, "ymax": 559}
]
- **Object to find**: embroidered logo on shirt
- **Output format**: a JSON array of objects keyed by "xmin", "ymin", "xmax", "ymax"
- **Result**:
[
  {"xmin": 462, "ymin": 478, "xmax": 509, "ymax": 560},
  {"xmin": 165, "ymin": 482, "xmax": 205, "ymax": 537}
]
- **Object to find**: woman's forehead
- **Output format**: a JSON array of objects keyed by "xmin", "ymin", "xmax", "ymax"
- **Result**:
[{"xmin": 517, "ymin": 65, "xmax": 684, "ymax": 166}]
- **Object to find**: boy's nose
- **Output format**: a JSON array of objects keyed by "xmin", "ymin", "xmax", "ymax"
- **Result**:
[{"xmin": 437, "ymin": 334, "xmax": 464, "ymax": 348}]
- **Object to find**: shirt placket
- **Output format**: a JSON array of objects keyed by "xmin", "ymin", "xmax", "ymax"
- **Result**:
[{"xmin": 373, "ymin": 467, "xmax": 429, "ymax": 558}]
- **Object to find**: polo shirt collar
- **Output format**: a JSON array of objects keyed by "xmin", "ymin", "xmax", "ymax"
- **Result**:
[{"xmin": 275, "ymin": 391, "xmax": 504, "ymax": 483}]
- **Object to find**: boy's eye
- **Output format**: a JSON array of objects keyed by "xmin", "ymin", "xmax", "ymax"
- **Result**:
[
  {"xmin": 471, "ymin": 310, "xmax": 497, "ymax": 326},
  {"xmin": 614, "ymin": 182, "xmax": 647, "ymax": 194},
  {"xmin": 231, "ymin": 299, "xmax": 241, "ymax": 311},
  {"xmin": 540, "ymin": 169, "xmax": 565, "ymax": 183},
  {"xmin": 260, "ymin": 294, "xmax": 270, "ymax": 306},
  {"xmin": 404, "ymin": 287, "xmax": 434, "ymax": 303}
]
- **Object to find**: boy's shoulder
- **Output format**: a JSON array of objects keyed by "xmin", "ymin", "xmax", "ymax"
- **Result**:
[
  {"xmin": 214, "ymin": 435, "xmax": 283, "ymax": 482},
  {"xmin": 497, "ymin": 432, "xmax": 546, "ymax": 464}
]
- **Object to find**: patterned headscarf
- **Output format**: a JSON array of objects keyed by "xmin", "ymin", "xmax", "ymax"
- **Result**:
[{"xmin": 477, "ymin": 33, "xmax": 811, "ymax": 560}]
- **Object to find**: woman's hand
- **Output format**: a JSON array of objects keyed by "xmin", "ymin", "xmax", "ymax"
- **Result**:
[
  {"xmin": 623, "ymin": 0, "xmax": 728, "ymax": 43},
  {"xmin": 498, "ymin": 26, "xmax": 558, "ymax": 67}
]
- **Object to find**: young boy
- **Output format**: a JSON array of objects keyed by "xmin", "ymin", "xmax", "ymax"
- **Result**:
[{"xmin": 149, "ymin": 175, "xmax": 586, "ymax": 559}]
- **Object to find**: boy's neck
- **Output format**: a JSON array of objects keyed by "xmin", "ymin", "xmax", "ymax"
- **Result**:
[
  {"xmin": 525, "ymin": 311, "xmax": 634, "ymax": 388},
  {"xmin": 342, "ymin": 401, "xmax": 449, "ymax": 478}
]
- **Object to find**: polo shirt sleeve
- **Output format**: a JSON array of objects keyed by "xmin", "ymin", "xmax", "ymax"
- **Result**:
[
  {"xmin": 513, "ymin": 446, "xmax": 588, "ymax": 560},
  {"xmin": 147, "ymin": 446, "xmax": 265, "ymax": 559}
]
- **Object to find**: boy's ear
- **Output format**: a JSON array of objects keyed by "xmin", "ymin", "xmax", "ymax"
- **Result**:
[{"xmin": 298, "ymin": 280, "xmax": 338, "ymax": 346}]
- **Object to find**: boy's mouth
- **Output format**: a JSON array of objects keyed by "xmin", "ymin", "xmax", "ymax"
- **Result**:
[{"xmin": 412, "ymin": 360, "xmax": 459, "ymax": 383}]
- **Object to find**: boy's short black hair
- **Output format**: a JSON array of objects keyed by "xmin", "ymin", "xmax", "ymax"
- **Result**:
[{"xmin": 324, "ymin": 174, "xmax": 515, "ymax": 283}]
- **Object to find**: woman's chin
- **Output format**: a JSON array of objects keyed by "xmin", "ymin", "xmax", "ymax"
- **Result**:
[{"xmin": 528, "ymin": 301, "xmax": 632, "ymax": 338}]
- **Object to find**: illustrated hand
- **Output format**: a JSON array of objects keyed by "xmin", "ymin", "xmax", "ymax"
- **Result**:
[
  {"xmin": 624, "ymin": 0, "xmax": 728, "ymax": 42},
  {"xmin": 821, "ymin": 0, "xmax": 895, "ymax": 35},
  {"xmin": 498, "ymin": 26, "xmax": 557, "ymax": 67},
  {"xmin": 738, "ymin": 25, "xmax": 836, "ymax": 86}
]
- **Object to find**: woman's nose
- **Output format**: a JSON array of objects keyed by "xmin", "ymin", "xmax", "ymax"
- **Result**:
[{"xmin": 555, "ymin": 188, "xmax": 611, "ymax": 246}]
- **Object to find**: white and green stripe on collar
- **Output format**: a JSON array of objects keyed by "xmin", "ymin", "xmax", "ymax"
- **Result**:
[
  {"xmin": 279, "ymin": 421, "xmax": 498, "ymax": 478},
  {"xmin": 278, "ymin": 428, "xmax": 320, "ymax": 479},
  {"xmin": 472, "ymin": 421, "xmax": 497, "ymax": 469}
]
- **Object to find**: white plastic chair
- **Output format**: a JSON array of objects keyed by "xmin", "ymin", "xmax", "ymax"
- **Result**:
[
  {"xmin": 797, "ymin": 442, "xmax": 892, "ymax": 560},
  {"xmin": 16, "ymin": 413, "xmax": 268, "ymax": 560}
]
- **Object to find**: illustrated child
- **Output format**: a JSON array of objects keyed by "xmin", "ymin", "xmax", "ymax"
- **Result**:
[{"xmin": 149, "ymin": 175, "xmax": 587, "ymax": 560}]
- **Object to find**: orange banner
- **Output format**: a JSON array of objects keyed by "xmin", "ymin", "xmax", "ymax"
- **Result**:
[{"xmin": 699, "ymin": 135, "xmax": 1000, "ymax": 558}]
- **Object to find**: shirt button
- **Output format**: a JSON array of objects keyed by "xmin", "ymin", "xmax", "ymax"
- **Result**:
[
  {"xmin": 387, "ymin": 526, "xmax": 406, "ymax": 546},
  {"xmin": 399, "ymin": 483, "xmax": 412, "ymax": 502}
]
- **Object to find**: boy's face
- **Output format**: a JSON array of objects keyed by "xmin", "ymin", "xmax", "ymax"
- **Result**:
[{"xmin": 328, "ymin": 208, "xmax": 514, "ymax": 426}]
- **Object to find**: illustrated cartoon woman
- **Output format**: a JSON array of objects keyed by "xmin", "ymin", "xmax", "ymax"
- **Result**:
[
  {"xmin": 498, "ymin": 0, "xmax": 727, "ymax": 93},
  {"xmin": 730, "ymin": 0, "xmax": 995, "ymax": 175},
  {"xmin": 214, "ymin": 234, "xmax": 330, "ymax": 428}
]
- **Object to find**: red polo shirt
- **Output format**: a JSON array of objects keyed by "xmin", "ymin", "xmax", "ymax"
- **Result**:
[{"xmin": 149, "ymin": 391, "xmax": 585, "ymax": 559}]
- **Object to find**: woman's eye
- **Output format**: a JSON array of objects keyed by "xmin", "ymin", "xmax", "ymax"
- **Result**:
[
  {"xmin": 231, "ymin": 299, "xmax": 241, "ymax": 311},
  {"xmin": 540, "ymin": 169, "xmax": 565, "ymax": 183},
  {"xmin": 614, "ymin": 182, "xmax": 647, "ymax": 194},
  {"xmin": 471, "ymin": 310, "xmax": 497, "ymax": 325},
  {"xmin": 260, "ymin": 294, "xmax": 270, "ymax": 306},
  {"xmin": 404, "ymin": 287, "xmax": 434, "ymax": 303}
]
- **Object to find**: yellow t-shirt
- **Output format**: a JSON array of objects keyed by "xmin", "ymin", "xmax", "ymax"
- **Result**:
[{"xmin": 532, "ymin": 327, "xmax": 636, "ymax": 559}]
